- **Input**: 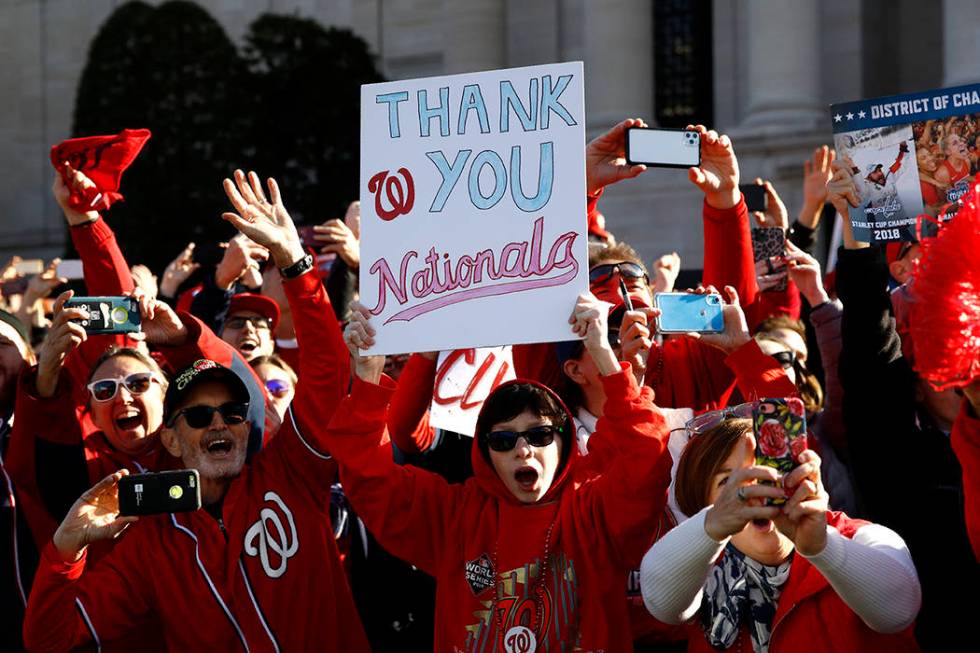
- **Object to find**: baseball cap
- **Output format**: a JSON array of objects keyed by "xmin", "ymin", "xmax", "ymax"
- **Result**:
[
  {"xmin": 886, "ymin": 240, "xmax": 917, "ymax": 266},
  {"xmin": 226, "ymin": 293, "xmax": 280, "ymax": 332},
  {"xmin": 164, "ymin": 359, "xmax": 251, "ymax": 424}
]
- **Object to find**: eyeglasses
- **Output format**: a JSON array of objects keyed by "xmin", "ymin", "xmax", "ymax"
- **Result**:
[
  {"xmin": 771, "ymin": 350, "xmax": 797, "ymax": 370},
  {"xmin": 169, "ymin": 402, "xmax": 248, "ymax": 429},
  {"xmin": 225, "ymin": 316, "xmax": 272, "ymax": 330},
  {"xmin": 87, "ymin": 372, "xmax": 160, "ymax": 402},
  {"xmin": 265, "ymin": 378, "xmax": 292, "ymax": 398},
  {"xmin": 682, "ymin": 402, "xmax": 754, "ymax": 436},
  {"xmin": 485, "ymin": 425, "xmax": 562, "ymax": 452},
  {"xmin": 588, "ymin": 261, "xmax": 649, "ymax": 286}
]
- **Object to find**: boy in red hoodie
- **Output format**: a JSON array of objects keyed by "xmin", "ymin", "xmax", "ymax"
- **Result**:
[{"xmin": 335, "ymin": 295, "xmax": 672, "ymax": 651}]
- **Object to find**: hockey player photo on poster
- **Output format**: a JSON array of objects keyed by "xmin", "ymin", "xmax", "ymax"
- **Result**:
[{"xmin": 831, "ymin": 82, "xmax": 980, "ymax": 242}]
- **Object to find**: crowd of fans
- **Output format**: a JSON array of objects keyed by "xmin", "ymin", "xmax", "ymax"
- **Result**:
[{"xmin": 0, "ymin": 115, "xmax": 976, "ymax": 653}]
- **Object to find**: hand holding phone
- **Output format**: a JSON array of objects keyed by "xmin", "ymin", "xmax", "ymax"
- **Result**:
[
  {"xmin": 626, "ymin": 127, "xmax": 701, "ymax": 168},
  {"xmin": 117, "ymin": 470, "xmax": 202, "ymax": 516},
  {"xmin": 56, "ymin": 259, "xmax": 85, "ymax": 281},
  {"xmin": 752, "ymin": 398, "xmax": 808, "ymax": 506},
  {"xmin": 654, "ymin": 292, "xmax": 723, "ymax": 334},
  {"xmin": 63, "ymin": 296, "xmax": 141, "ymax": 334}
]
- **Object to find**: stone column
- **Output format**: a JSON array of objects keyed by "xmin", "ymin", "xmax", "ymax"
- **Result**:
[
  {"xmin": 443, "ymin": 0, "xmax": 506, "ymax": 74},
  {"xmin": 944, "ymin": 0, "xmax": 980, "ymax": 86},
  {"xmin": 741, "ymin": 0, "xmax": 822, "ymax": 128},
  {"xmin": 582, "ymin": 0, "xmax": 654, "ymax": 132}
]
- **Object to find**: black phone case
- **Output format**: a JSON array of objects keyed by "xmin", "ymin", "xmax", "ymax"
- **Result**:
[
  {"xmin": 624, "ymin": 127, "xmax": 701, "ymax": 169},
  {"xmin": 118, "ymin": 470, "xmax": 202, "ymax": 516},
  {"xmin": 740, "ymin": 184, "xmax": 769, "ymax": 213}
]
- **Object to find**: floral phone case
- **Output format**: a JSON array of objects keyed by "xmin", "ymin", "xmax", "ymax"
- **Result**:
[{"xmin": 752, "ymin": 397, "xmax": 808, "ymax": 505}]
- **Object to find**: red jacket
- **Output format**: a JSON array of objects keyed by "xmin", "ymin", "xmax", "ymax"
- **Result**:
[
  {"xmin": 684, "ymin": 513, "xmax": 919, "ymax": 653},
  {"xmin": 327, "ymin": 365, "xmax": 671, "ymax": 652},
  {"xmin": 952, "ymin": 402, "xmax": 980, "ymax": 561},
  {"xmin": 22, "ymin": 269, "xmax": 367, "ymax": 653}
]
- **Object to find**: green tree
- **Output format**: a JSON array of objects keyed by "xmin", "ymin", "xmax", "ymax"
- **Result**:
[
  {"xmin": 72, "ymin": 1, "xmax": 248, "ymax": 271},
  {"xmin": 242, "ymin": 14, "xmax": 383, "ymax": 224}
]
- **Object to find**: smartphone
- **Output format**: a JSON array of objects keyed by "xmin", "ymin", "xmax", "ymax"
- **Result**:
[
  {"xmin": 118, "ymin": 470, "xmax": 202, "ymax": 516},
  {"xmin": 298, "ymin": 225, "xmax": 319, "ymax": 251},
  {"xmin": 654, "ymin": 292, "xmax": 724, "ymax": 334},
  {"xmin": 0, "ymin": 278, "xmax": 29, "ymax": 297},
  {"xmin": 751, "ymin": 227, "xmax": 787, "ymax": 292},
  {"xmin": 56, "ymin": 259, "xmax": 85, "ymax": 281},
  {"xmin": 626, "ymin": 127, "xmax": 701, "ymax": 168},
  {"xmin": 740, "ymin": 184, "xmax": 768, "ymax": 213},
  {"xmin": 752, "ymin": 398, "xmax": 807, "ymax": 506},
  {"xmin": 13, "ymin": 259, "xmax": 44, "ymax": 275},
  {"xmin": 63, "ymin": 296, "xmax": 141, "ymax": 334}
]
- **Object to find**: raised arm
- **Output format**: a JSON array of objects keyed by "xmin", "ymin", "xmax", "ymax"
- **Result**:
[
  {"xmin": 53, "ymin": 166, "xmax": 134, "ymax": 296},
  {"xmin": 331, "ymin": 306, "xmax": 459, "ymax": 575},
  {"xmin": 688, "ymin": 124, "xmax": 758, "ymax": 308},
  {"xmin": 24, "ymin": 471, "xmax": 148, "ymax": 653},
  {"xmin": 387, "ymin": 352, "xmax": 439, "ymax": 455}
]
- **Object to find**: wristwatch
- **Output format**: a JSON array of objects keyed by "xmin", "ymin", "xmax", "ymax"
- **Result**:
[{"xmin": 279, "ymin": 253, "xmax": 314, "ymax": 280}]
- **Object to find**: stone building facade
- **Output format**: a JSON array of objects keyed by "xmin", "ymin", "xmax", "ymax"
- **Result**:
[{"xmin": 1, "ymin": 0, "xmax": 976, "ymax": 268}]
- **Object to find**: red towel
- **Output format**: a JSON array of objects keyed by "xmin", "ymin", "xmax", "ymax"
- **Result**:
[{"xmin": 49, "ymin": 128, "xmax": 151, "ymax": 211}]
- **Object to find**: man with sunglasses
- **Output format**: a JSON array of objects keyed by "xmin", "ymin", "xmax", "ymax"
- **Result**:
[
  {"xmin": 219, "ymin": 292, "xmax": 280, "ymax": 363},
  {"xmin": 22, "ymin": 170, "xmax": 366, "ymax": 653}
]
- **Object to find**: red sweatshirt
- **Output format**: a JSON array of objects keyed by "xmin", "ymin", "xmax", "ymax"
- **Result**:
[
  {"xmin": 952, "ymin": 401, "xmax": 980, "ymax": 561},
  {"xmin": 22, "ymin": 269, "xmax": 367, "ymax": 653},
  {"xmin": 327, "ymin": 365, "xmax": 671, "ymax": 652}
]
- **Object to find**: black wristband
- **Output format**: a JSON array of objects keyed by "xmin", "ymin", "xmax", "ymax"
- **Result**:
[{"xmin": 279, "ymin": 253, "xmax": 314, "ymax": 280}]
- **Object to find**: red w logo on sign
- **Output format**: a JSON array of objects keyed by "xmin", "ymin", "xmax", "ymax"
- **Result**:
[{"xmin": 368, "ymin": 168, "xmax": 415, "ymax": 221}]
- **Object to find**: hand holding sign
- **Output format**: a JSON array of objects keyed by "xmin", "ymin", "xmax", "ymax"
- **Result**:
[
  {"xmin": 222, "ymin": 170, "xmax": 305, "ymax": 269},
  {"xmin": 569, "ymin": 292, "xmax": 619, "ymax": 376},
  {"xmin": 344, "ymin": 301, "xmax": 386, "ymax": 384}
]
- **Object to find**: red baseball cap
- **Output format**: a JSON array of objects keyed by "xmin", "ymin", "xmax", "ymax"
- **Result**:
[
  {"xmin": 885, "ymin": 241, "xmax": 917, "ymax": 266},
  {"xmin": 227, "ymin": 293, "xmax": 280, "ymax": 332}
]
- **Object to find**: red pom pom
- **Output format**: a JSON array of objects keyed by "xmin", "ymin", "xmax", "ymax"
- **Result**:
[{"xmin": 910, "ymin": 183, "xmax": 980, "ymax": 390}]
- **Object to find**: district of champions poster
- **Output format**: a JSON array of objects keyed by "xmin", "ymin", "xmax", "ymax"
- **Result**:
[{"xmin": 830, "ymin": 83, "xmax": 980, "ymax": 242}]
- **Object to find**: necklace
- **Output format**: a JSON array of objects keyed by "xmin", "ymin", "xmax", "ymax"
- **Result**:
[{"xmin": 489, "ymin": 514, "xmax": 559, "ymax": 653}]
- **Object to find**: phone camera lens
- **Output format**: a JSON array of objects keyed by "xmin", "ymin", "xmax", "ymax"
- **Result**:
[{"xmin": 707, "ymin": 295, "xmax": 720, "ymax": 305}]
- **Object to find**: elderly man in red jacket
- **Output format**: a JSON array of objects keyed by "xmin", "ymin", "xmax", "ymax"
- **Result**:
[{"xmin": 22, "ymin": 171, "xmax": 366, "ymax": 653}]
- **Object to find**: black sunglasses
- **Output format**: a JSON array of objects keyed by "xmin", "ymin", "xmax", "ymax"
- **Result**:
[
  {"xmin": 485, "ymin": 425, "xmax": 562, "ymax": 452},
  {"xmin": 588, "ymin": 261, "xmax": 648, "ymax": 286},
  {"xmin": 169, "ymin": 402, "xmax": 248, "ymax": 429}
]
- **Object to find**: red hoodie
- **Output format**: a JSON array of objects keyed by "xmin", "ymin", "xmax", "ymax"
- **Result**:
[
  {"xmin": 22, "ymin": 269, "xmax": 367, "ymax": 653},
  {"xmin": 325, "ymin": 363, "xmax": 671, "ymax": 651}
]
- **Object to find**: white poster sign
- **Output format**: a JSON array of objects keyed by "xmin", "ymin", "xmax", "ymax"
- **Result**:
[
  {"xmin": 359, "ymin": 62, "xmax": 588, "ymax": 354},
  {"xmin": 429, "ymin": 347, "xmax": 516, "ymax": 437}
]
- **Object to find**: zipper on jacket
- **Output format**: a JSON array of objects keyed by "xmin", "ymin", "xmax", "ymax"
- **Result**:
[
  {"xmin": 768, "ymin": 601, "xmax": 797, "ymax": 649},
  {"xmin": 217, "ymin": 517, "xmax": 229, "ymax": 541}
]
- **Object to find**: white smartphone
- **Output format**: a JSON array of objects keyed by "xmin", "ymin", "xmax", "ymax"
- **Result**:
[
  {"xmin": 13, "ymin": 259, "xmax": 44, "ymax": 275},
  {"xmin": 56, "ymin": 259, "xmax": 85, "ymax": 280},
  {"xmin": 626, "ymin": 127, "xmax": 701, "ymax": 168}
]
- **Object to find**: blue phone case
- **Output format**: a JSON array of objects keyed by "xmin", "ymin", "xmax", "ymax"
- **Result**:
[
  {"xmin": 64, "ymin": 296, "xmax": 141, "ymax": 335},
  {"xmin": 654, "ymin": 293, "xmax": 724, "ymax": 334}
]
